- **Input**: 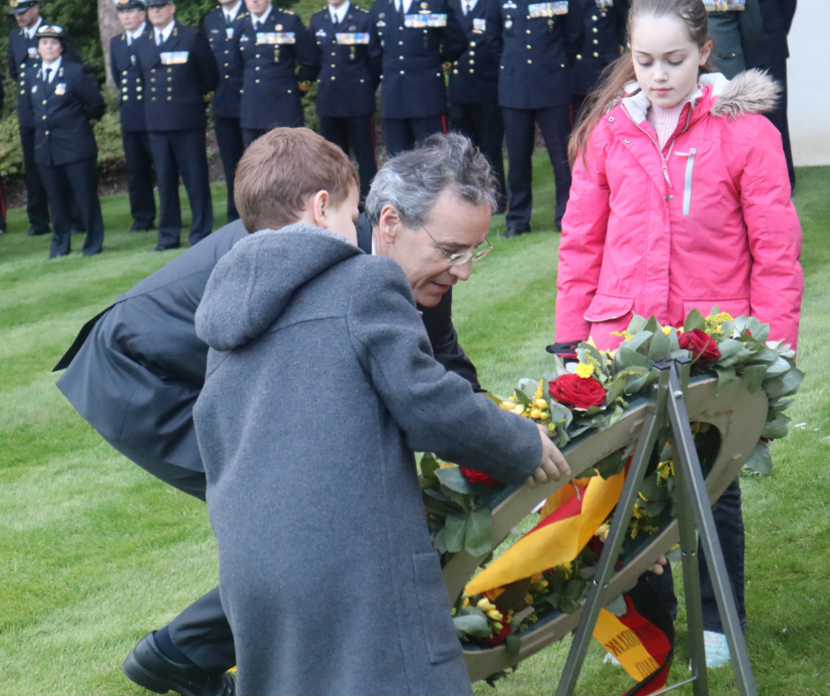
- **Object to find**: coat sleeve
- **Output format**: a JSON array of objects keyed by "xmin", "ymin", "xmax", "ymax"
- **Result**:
[
  {"xmin": 294, "ymin": 15, "xmax": 321, "ymax": 85},
  {"xmin": 562, "ymin": 0, "xmax": 583, "ymax": 61},
  {"xmin": 77, "ymin": 67, "xmax": 106, "ymax": 122},
  {"xmin": 484, "ymin": 0, "xmax": 503, "ymax": 60},
  {"xmin": 440, "ymin": 0, "xmax": 469, "ymax": 64},
  {"xmin": 738, "ymin": 0, "xmax": 763, "ymax": 56},
  {"xmin": 194, "ymin": 30, "xmax": 220, "ymax": 96},
  {"xmin": 555, "ymin": 129, "xmax": 611, "ymax": 343},
  {"xmin": 418, "ymin": 289, "xmax": 482, "ymax": 391},
  {"xmin": 739, "ymin": 116, "xmax": 803, "ymax": 350},
  {"xmin": 348, "ymin": 256, "xmax": 541, "ymax": 483}
]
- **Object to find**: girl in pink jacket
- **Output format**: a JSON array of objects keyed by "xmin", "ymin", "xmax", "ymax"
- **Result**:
[{"xmin": 555, "ymin": 0, "xmax": 803, "ymax": 669}]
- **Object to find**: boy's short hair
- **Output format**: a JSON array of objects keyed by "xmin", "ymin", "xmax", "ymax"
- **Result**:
[{"xmin": 234, "ymin": 128, "xmax": 360, "ymax": 233}]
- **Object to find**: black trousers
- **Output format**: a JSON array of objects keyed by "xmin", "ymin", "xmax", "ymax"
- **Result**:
[
  {"xmin": 148, "ymin": 129, "xmax": 214, "ymax": 249},
  {"xmin": 502, "ymin": 105, "xmax": 572, "ymax": 231},
  {"xmin": 383, "ymin": 114, "xmax": 447, "ymax": 158},
  {"xmin": 449, "ymin": 101, "xmax": 507, "ymax": 212},
  {"xmin": 38, "ymin": 155, "xmax": 104, "ymax": 258},
  {"xmin": 116, "ymin": 447, "xmax": 235, "ymax": 673},
  {"xmin": 214, "ymin": 116, "xmax": 245, "ymax": 222},
  {"xmin": 20, "ymin": 126, "xmax": 51, "ymax": 233},
  {"xmin": 753, "ymin": 60, "xmax": 795, "ymax": 191},
  {"xmin": 122, "ymin": 130, "xmax": 157, "ymax": 230},
  {"xmin": 320, "ymin": 115, "xmax": 377, "ymax": 203},
  {"xmin": 242, "ymin": 128, "xmax": 269, "ymax": 149}
]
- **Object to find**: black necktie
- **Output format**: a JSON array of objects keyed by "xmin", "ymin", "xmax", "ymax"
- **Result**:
[{"xmin": 44, "ymin": 67, "xmax": 53, "ymax": 84}]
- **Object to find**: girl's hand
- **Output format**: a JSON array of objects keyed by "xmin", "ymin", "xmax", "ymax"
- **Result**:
[{"xmin": 526, "ymin": 425, "xmax": 571, "ymax": 488}]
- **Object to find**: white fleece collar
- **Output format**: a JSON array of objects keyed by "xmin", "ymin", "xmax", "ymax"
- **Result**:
[{"xmin": 620, "ymin": 72, "xmax": 729, "ymax": 124}]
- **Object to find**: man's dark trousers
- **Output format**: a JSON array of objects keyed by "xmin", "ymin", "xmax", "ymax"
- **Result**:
[
  {"xmin": 21, "ymin": 126, "xmax": 51, "ymax": 233},
  {"xmin": 123, "ymin": 130, "xmax": 156, "ymax": 230},
  {"xmin": 384, "ymin": 114, "xmax": 447, "ymax": 159},
  {"xmin": 320, "ymin": 115, "xmax": 376, "ymax": 203},
  {"xmin": 149, "ymin": 129, "xmax": 214, "ymax": 249},
  {"xmin": 502, "ymin": 105, "xmax": 571, "ymax": 231},
  {"xmin": 449, "ymin": 102, "xmax": 506, "ymax": 212},
  {"xmin": 214, "ymin": 116, "xmax": 245, "ymax": 222}
]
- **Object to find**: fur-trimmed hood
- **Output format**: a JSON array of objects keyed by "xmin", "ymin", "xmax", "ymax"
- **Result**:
[{"xmin": 619, "ymin": 69, "xmax": 780, "ymax": 124}]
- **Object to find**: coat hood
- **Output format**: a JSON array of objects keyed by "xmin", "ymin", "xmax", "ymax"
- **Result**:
[
  {"xmin": 195, "ymin": 223, "xmax": 363, "ymax": 351},
  {"xmin": 619, "ymin": 69, "xmax": 780, "ymax": 124}
]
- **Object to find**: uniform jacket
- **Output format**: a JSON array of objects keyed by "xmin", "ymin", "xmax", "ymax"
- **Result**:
[
  {"xmin": 55, "ymin": 218, "xmax": 480, "ymax": 475},
  {"xmin": 192, "ymin": 224, "xmax": 540, "ymax": 696},
  {"xmin": 203, "ymin": 4, "xmax": 250, "ymax": 119},
  {"xmin": 110, "ymin": 23, "xmax": 153, "ymax": 132},
  {"xmin": 556, "ymin": 71, "xmax": 803, "ymax": 351},
  {"xmin": 369, "ymin": 0, "xmax": 467, "ymax": 119},
  {"xmin": 133, "ymin": 22, "xmax": 219, "ymax": 132},
  {"xmin": 233, "ymin": 9, "xmax": 319, "ymax": 130},
  {"xmin": 571, "ymin": 0, "xmax": 627, "ymax": 96},
  {"xmin": 8, "ymin": 25, "xmax": 41, "ymax": 128},
  {"xmin": 447, "ymin": 0, "xmax": 502, "ymax": 105},
  {"xmin": 706, "ymin": 0, "xmax": 761, "ymax": 80},
  {"xmin": 309, "ymin": 4, "xmax": 381, "ymax": 117},
  {"xmin": 30, "ymin": 60, "xmax": 105, "ymax": 167},
  {"xmin": 745, "ymin": 0, "xmax": 796, "ymax": 67},
  {"xmin": 496, "ymin": 0, "xmax": 583, "ymax": 109}
]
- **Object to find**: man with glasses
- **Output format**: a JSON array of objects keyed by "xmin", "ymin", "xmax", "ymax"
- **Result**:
[{"xmin": 54, "ymin": 132, "xmax": 493, "ymax": 696}]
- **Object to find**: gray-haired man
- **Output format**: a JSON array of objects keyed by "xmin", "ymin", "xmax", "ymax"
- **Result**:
[{"xmin": 55, "ymin": 133, "xmax": 549, "ymax": 696}]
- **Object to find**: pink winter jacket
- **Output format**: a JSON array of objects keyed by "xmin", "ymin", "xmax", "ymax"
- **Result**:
[{"xmin": 555, "ymin": 70, "xmax": 803, "ymax": 352}]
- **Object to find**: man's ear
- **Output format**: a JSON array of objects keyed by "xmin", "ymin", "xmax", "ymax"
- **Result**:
[{"xmin": 377, "ymin": 204, "xmax": 401, "ymax": 245}]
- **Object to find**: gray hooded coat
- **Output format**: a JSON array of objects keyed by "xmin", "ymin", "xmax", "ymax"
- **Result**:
[{"xmin": 193, "ymin": 224, "xmax": 542, "ymax": 696}]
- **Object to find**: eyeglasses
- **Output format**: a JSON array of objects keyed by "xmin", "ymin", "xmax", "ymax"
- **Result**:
[{"xmin": 420, "ymin": 225, "xmax": 493, "ymax": 266}]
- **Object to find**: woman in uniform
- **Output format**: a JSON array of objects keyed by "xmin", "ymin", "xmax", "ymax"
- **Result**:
[{"xmin": 31, "ymin": 25, "xmax": 106, "ymax": 258}]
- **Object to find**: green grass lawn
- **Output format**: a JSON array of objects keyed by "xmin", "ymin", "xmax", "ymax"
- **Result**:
[{"xmin": 1, "ymin": 158, "xmax": 829, "ymax": 695}]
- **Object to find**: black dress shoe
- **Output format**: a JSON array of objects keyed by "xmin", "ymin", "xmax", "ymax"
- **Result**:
[
  {"xmin": 499, "ymin": 227, "xmax": 530, "ymax": 239},
  {"xmin": 150, "ymin": 244, "xmax": 180, "ymax": 252},
  {"xmin": 123, "ymin": 632, "xmax": 235, "ymax": 696},
  {"xmin": 131, "ymin": 221, "xmax": 156, "ymax": 232},
  {"xmin": 27, "ymin": 226, "xmax": 51, "ymax": 237}
]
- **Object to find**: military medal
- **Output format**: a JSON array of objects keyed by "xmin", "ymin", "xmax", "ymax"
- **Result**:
[{"xmin": 55, "ymin": 83, "xmax": 66, "ymax": 95}]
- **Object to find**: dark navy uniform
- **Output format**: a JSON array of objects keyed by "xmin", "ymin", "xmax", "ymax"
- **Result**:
[
  {"xmin": 369, "ymin": 0, "xmax": 467, "ymax": 156},
  {"xmin": 133, "ymin": 17, "xmax": 219, "ymax": 250},
  {"xmin": 110, "ymin": 13, "xmax": 157, "ymax": 232},
  {"xmin": 496, "ymin": 0, "xmax": 582, "ymax": 234},
  {"xmin": 30, "ymin": 48, "xmax": 106, "ymax": 258},
  {"xmin": 233, "ymin": 6, "xmax": 319, "ymax": 146},
  {"xmin": 448, "ymin": 0, "xmax": 506, "ymax": 212},
  {"xmin": 8, "ymin": 10, "xmax": 51, "ymax": 235},
  {"xmin": 54, "ymin": 216, "xmax": 479, "ymax": 682},
  {"xmin": 745, "ymin": 0, "xmax": 797, "ymax": 191},
  {"xmin": 571, "ymin": 0, "xmax": 626, "ymax": 121},
  {"xmin": 705, "ymin": 0, "xmax": 762, "ymax": 79},
  {"xmin": 204, "ymin": 1, "xmax": 248, "ymax": 222},
  {"xmin": 309, "ymin": 2, "xmax": 381, "ymax": 202}
]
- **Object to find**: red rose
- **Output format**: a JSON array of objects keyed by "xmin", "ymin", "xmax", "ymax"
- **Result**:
[
  {"xmin": 548, "ymin": 373, "xmax": 607, "ymax": 410},
  {"xmin": 678, "ymin": 328, "xmax": 721, "ymax": 365},
  {"xmin": 474, "ymin": 620, "xmax": 511, "ymax": 647},
  {"xmin": 461, "ymin": 467, "xmax": 501, "ymax": 489}
]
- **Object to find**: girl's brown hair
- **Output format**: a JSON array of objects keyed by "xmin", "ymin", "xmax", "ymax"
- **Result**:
[{"xmin": 568, "ymin": 0, "xmax": 716, "ymax": 167}]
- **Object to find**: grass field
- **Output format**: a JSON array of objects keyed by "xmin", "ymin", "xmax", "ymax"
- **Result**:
[{"xmin": 1, "ymin": 157, "xmax": 829, "ymax": 695}]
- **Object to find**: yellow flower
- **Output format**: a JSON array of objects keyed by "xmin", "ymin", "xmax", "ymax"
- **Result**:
[
  {"xmin": 462, "ymin": 597, "xmax": 470, "ymax": 607},
  {"xmin": 513, "ymin": 405, "xmax": 524, "ymax": 415},
  {"xmin": 575, "ymin": 362, "xmax": 594, "ymax": 379},
  {"xmin": 533, "ymin": 380, "xmax": 544, "ymax": 399},
  {"xmin": 535, "ymin": 399, "xmax": 549, "ymax": 410},
  {"xmin": 530, "ymin": 409, "xmax": 542, "ymax": 420},
  {"xmin": 610, "ymin": 330, "xmax": 634, "ymax": 340},
  {"xmin": 524, "ymin": 594, "xmax": 534, "ymax": 605},
  {"xmin": 661, "ymin": 326, "xmax": 672, "ymax": 335}
]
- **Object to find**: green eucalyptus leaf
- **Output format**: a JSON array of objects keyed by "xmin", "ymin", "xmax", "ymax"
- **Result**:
[
  {"xmin": 435, "ymin": 466, "xmax": 473, "ymax": 494},
  {"xmin": 644, "ymin": 316, "xmax": 661, "ymax": 334},
  {"xmin": 742, "ymin": 364, "xmax": 768, "ymax": 394},
  {"xmin": 604, "ymin": 375, "xmax": 628, "ymax": 406},
  {"xmin": 639, "ymin": 476, "xmax": 668, "ymax": 502},
  {"xmin": 765, "ymin": 356, "xmax": 793, "ymax": 379},
  {"xmin": 715, "ymin": 366, "xmax": 736, "ymax": 396},
  {"xmin": 644, "ymin": 498, "xmax": 668, "ymax": 517},
  {"xmin": 453, "ymin": 614, "xmax": 492, "ymax": 638},
  {"xmin": 444, "ymin": 514, "xmax": 467, "ymax": 553},
  {"xmin": 515, "ymin": 389, "xmax": 532, "ymax": 406},
  {"xmin": 627, "ymin": 315, "xmax": 647, "ymax": 335},
  {"xmin": 715, "ymin": 338, "xmax": 744, "ymax": 360},
  {"xmin": 604, "ymin": 594, "xmax": 628, "ymax": 617},
  {"xmin": 667, "ymin": 327, "xmax": 680, "ymax": 352},
  {"xmin": 465, "ymin": 507, "xmax": 493, "ymax": 557},
  {"xmin": 420, "ymin": 453, "xmax": 440, "ymax": 480},
  {"xmin": 595, "ymin": 451, "xmax": 625, "ymax": 479},
  {"xmin": 648, "ymin": 329, "xmax": 671, "ymax": 361},
  {"xmin": 763, "ymin": 367, "xmax": 804, "ymax": 399},
  {"xmin": 684, "ymin": 309, "xmax": 705, "ymax": 332},
  {"xmin": 423, "ymin": 489, "xmax": 464, "ymax": 515},
  {"xmin": 624, "ymin": 330, "xmax": 654, "ymax": 354},
  {"xmin": 432, "ymin": 527, "xmax": 447, "ymax": 554},
  {"xmin": 618, "ymin": 347, "xmax": 651, "ymax": 369},
  {"xmin": 761, "ymin": 412, "xmax": 792, "ymax": 440},
  {"xmin": 505, "ymin": 633, "xmax": 522, "ymax": 658},
  {"xmin": 518, "ymin": 378, "xmax": 539, "ymax": 399},
  {"xmin": 744, "ymin": 440, "xmax": 772, "ymax": 475}
]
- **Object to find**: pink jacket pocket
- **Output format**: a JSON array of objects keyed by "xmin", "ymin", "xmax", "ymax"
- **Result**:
[{"xmin": 585, "ymin": 293, "xmax": 635, "ymax": 323}]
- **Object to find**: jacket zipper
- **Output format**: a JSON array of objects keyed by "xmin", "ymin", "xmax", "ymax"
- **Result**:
[
  {"xmin": 621, "ymin": 102, "xmax": 695, "ymax": 195},
  {"xmin": 676, "ymin": 147, "xmax": 697, "ymax": 216}
]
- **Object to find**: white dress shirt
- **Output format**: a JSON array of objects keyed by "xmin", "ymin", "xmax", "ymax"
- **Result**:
[
  {"xmin": 251, "ymin": 4, "xmax": 273, "ymax": 29},
  {"xmin": 127, "ymin": 21, "xmax": 147, "ymax": 46},
  {"xmin": 395, "ymin": 0, "xmax": 414, "ymax": 14},
  {"xmin": 223, "ymin": 0, "xmax": 243, "ymax": 24},
  {"xmin": 462, "ymin": 0, "xmax": 478, "ymax": 14},
  {"xmin": 155, "ymin": 20, "xmax": 176, "ymax": 46},
  {"xmin": 25, "ymin": 16, "xmax": 43, "ymax": 40},
  {"xmin": 329, "ymin": 0, "xmax": 350, "ymax": 24},
  {"xmin": 42, "ymin": 55, "xmax": 62, "ymax": 82}
]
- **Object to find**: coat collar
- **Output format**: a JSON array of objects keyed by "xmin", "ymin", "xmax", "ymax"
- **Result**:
[{"xmin": 620, "ymin": 73, "xmax": 730, "ymax": 124}]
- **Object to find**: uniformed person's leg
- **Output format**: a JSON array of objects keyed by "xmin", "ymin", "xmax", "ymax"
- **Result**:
[
  {"xmin": 171, "ymin": 129, "xmax": 213, "ymax": 246},
  {"xmin": 242, "ymin": 128, "xmax": 269, "ymax": 149},
  {"xmin": 761, "ymin": 60, "xmax": 795, "ymax": 192},
  {"xmin": 411, "ymin": 114, "xmax": 447, "ymax": 147},
  {"xmin": 20, "ymin": 126, "xmax": 51, "ymax": 236},
  {"xmin": 37, "ymin": 162, "xmax": 72, "ymax": 258},
  {"xmin": 383, "ymin": 118, "xmax": 415, "ymax": 158},
  {"xmin": 64, "ymin": 156, "xmax": 105, "ymax": 257},
  {"xmin": 320, "ymin": 116, "xmax": 350, "ymax": 157},
  {"xmin": 571, "ymin": 93, "xmax": 587, "ymax": 127},
  {"xmin": 148, "ymin": 132, "xmax": 183, "ymax": 250},
  {"xmin": 214, "ymin": 116, "xmax": 245, "ymax": 223},
  {"xmin": 471, "ymin": 103, "xmax": 507, "ymax": 214},
  {"xmin": 502, "ymin": 106, "xmax": 535, "ymax": 235},
  {"xmin": 123, "ymin": 130, "xmax": 157, "ymax": 231},
  {"xmin": 346, "ymin": 116, "xmax": 377, "ymax": 204},
  {"xmin": 536, "ymin": 105, "xmax": 572, "ymax": 230}
]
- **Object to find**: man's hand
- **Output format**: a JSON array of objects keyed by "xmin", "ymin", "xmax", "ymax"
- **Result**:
[
  {"xmin": 649, "ymin": 555, "xmax": 668, "ymax": 575},
  {"xmin": 526, "ymin": 425, "xmax": 571, "ymax": 488}
]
